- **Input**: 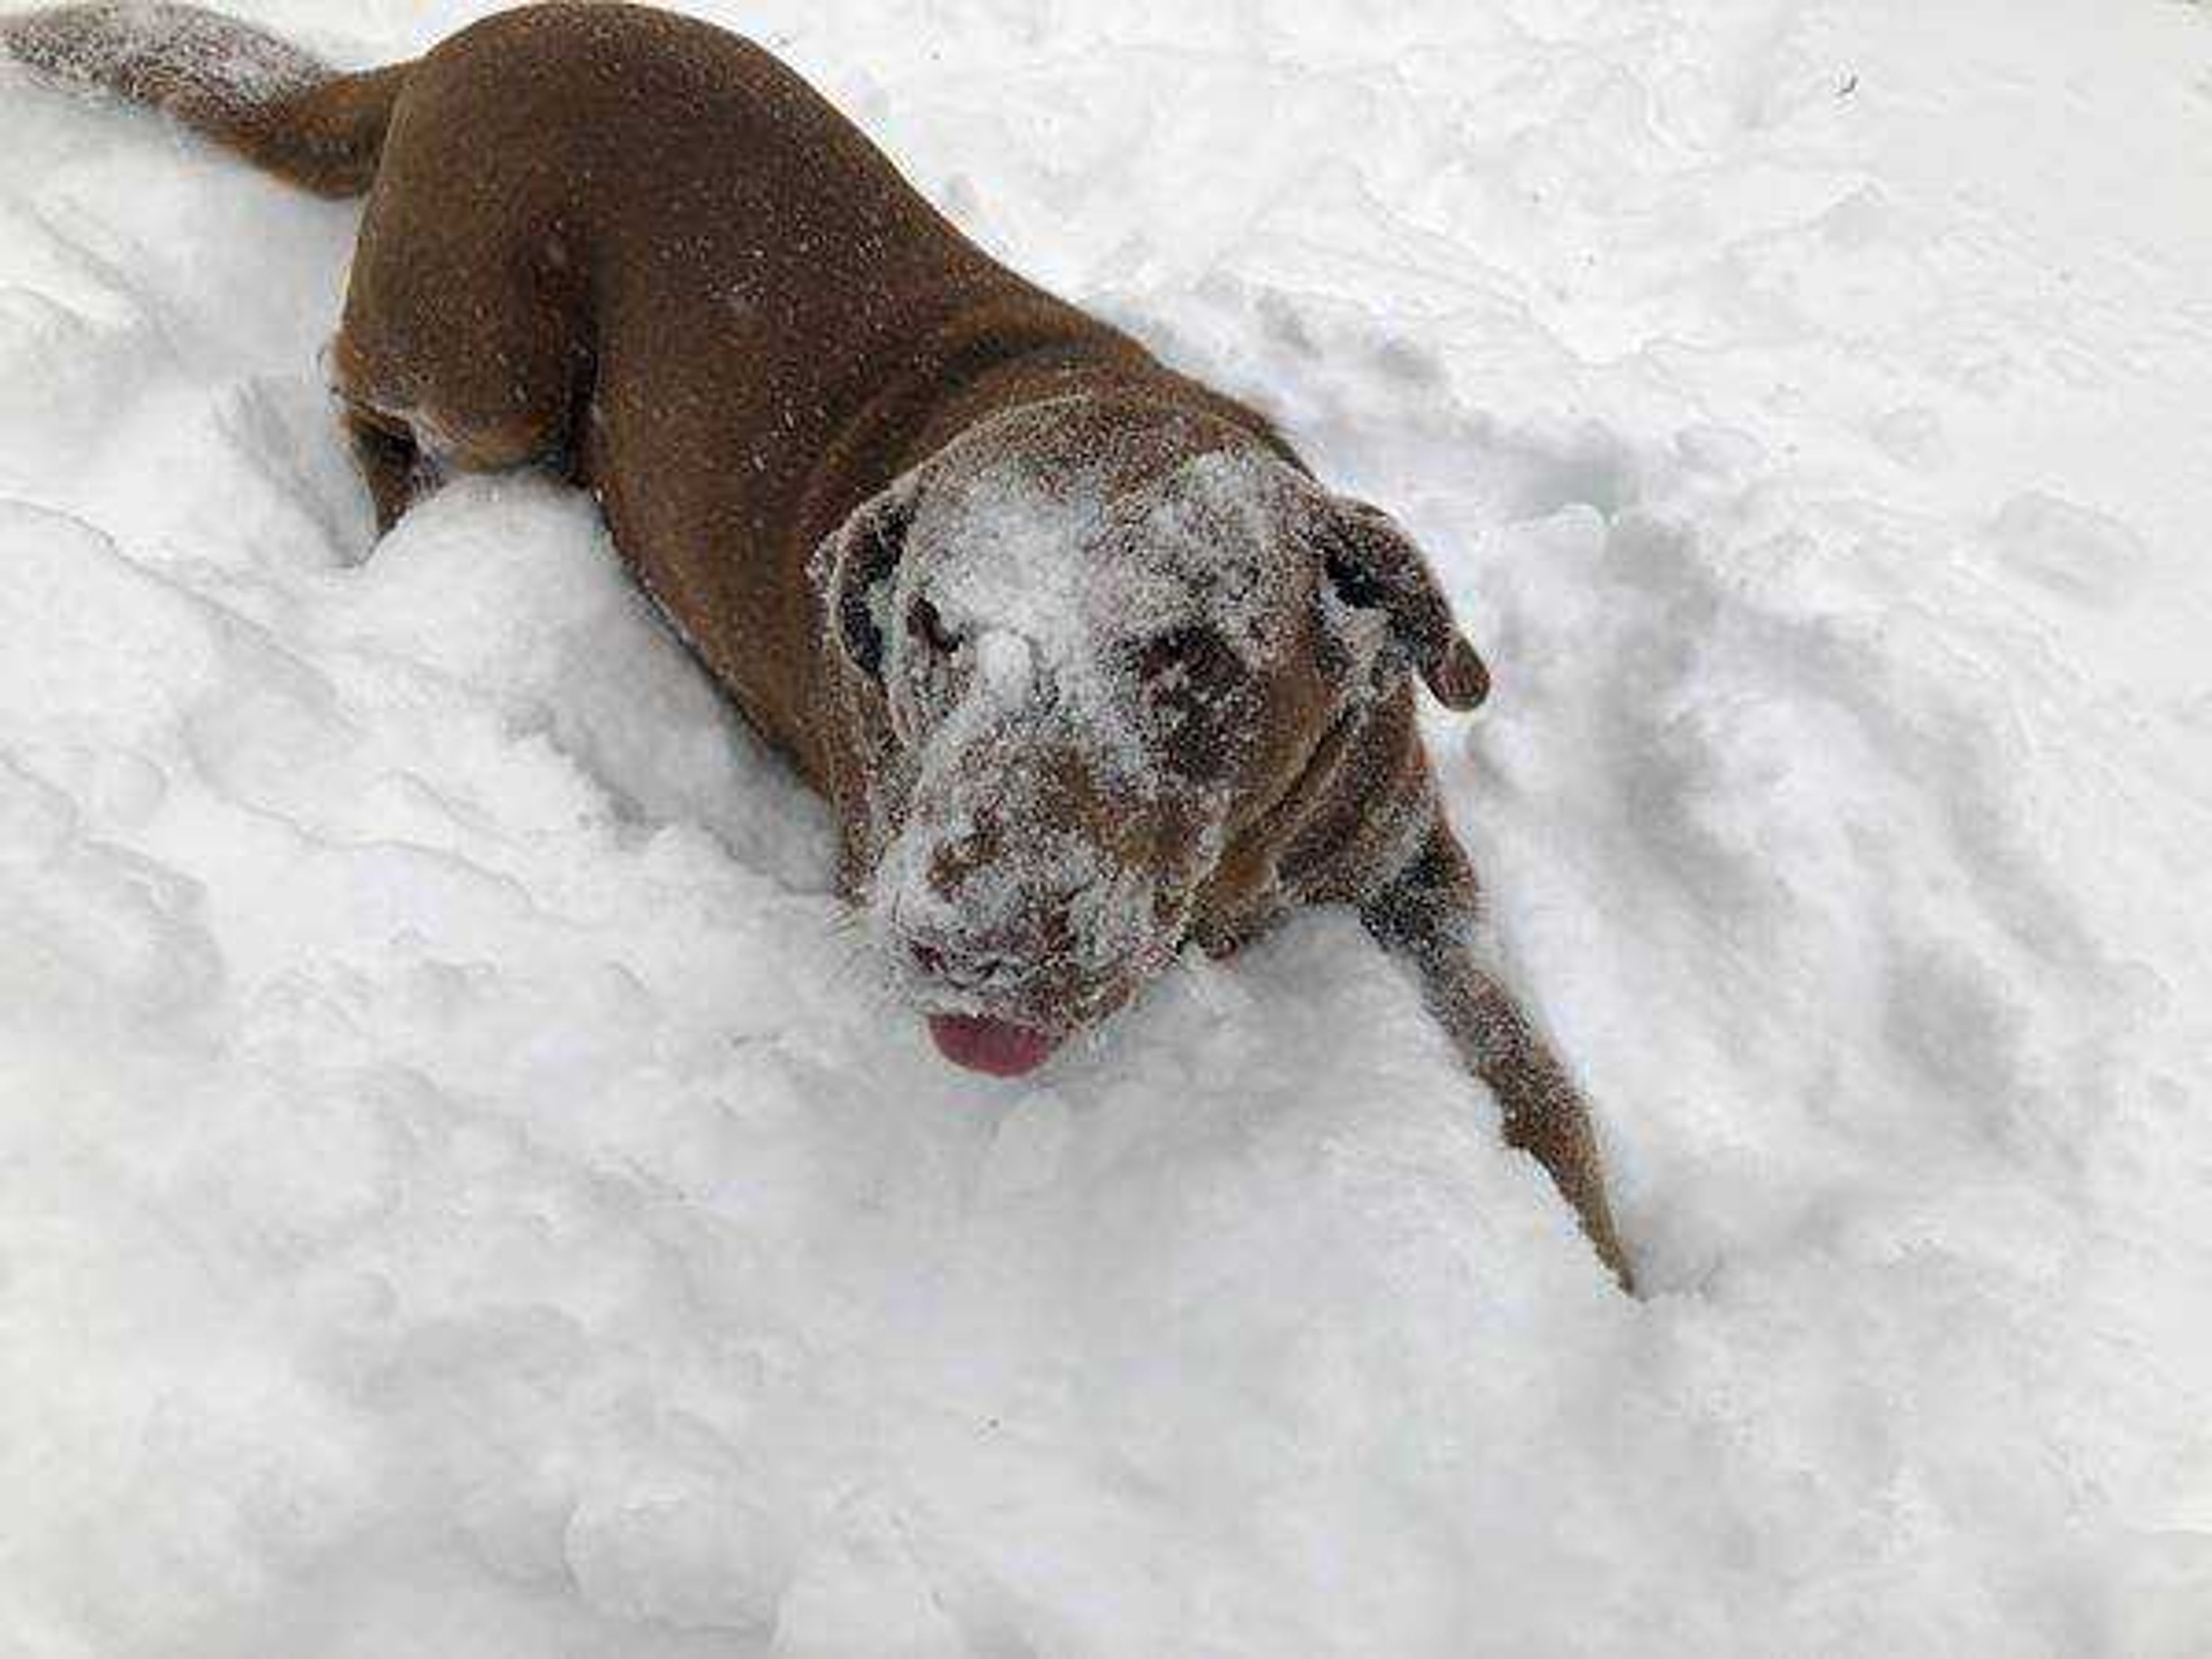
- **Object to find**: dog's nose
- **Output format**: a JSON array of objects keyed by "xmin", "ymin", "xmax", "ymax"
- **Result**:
[{"xmin": 907, "ymin": 937, "xmax": 1035, "ymax": 994}]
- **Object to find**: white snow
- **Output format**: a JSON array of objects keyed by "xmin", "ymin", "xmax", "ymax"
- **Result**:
[{"xmin": 3, "ymin": 2, "xmax": 2211, "ymax": 1655}]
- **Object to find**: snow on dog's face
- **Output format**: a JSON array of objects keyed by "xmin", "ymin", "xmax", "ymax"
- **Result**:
[{"xmin": 816, "ymin": 399, "xmax": 1488, "ymax": 1078}]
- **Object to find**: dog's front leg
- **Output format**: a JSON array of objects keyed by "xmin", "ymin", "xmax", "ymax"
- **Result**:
[
  {"xmin": 1361, "ymin": 821, "xmax": 1634, "ymax": 1291},
  {"xmin": 341, "ymin": 406, "xmax": 440, "ymax": 536}
]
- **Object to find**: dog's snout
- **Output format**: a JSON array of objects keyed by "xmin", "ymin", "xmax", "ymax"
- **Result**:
[{"xmin": 927, "ymin": 816, "xmax": 1003, "ymax": 899}]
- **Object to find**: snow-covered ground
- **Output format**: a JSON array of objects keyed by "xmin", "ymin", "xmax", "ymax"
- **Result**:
[{"xmin": 3, "ymin": 1, "xmax": 2210, "ymax": 1653}]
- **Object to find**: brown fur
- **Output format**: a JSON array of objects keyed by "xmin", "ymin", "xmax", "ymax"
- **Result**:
[{"xmin": 4, "ymin": 0, "xmax": 1630, "ymax": 1286}]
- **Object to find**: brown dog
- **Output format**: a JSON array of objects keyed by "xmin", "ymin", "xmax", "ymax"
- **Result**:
[{"xmin": 5, "ymin": 1, "xmax": 1630, "ymax": 1283}]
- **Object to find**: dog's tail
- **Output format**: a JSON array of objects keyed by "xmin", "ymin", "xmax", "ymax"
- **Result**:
[{"xmin": 2, "ymin": 3, "xmax": 411, "ymax": 199}]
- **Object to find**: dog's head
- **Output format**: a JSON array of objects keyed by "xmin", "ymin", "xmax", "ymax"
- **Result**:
[{"xmin": 815, "ymin": 397, "xmax": 1487, "ymax": 1076}]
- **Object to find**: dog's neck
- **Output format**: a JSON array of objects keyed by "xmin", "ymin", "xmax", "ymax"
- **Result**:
[{"xmin": 796, "ymin": 295, "xmax": 1304, "ymax": 554}]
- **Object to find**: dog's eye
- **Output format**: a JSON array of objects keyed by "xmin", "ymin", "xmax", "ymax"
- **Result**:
[
  {"xmin": 1137, "ymin": 626, "xmax": 1239, "ymax": 688},
  {"xmin": 908, "ymin": 596, "xmax": 960, "ymax": 656},
  {"xmin": 1135, "ymin": 627, "xmax": 1247, "ymax": 779}
]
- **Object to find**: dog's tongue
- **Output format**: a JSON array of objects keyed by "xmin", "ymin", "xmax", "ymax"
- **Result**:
[{"xmin": 927, "ymin": 1014, "xmax": 1059, "ymax": 1078}]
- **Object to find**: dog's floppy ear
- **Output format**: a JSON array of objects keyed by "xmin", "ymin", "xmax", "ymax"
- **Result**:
[
  {"xmin": 1311, "ymin": 496, "xmax": 1490, "ymax": 709},
  {"xmin": 812, "ymin": 475, "xmax": 919, "ymax": 679}
]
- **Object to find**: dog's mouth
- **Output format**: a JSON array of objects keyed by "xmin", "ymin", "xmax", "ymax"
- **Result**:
[{"xmin": 926, "ymin": 1013, "xmax": 1061, "ymax": 1078}]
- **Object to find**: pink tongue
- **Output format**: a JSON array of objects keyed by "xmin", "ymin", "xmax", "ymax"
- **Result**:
[{"xmin": 927, "ymin": 1014, "xmax": 1059, "ymax": 1078}]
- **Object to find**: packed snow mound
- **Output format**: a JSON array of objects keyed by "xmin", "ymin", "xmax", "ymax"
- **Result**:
[{"xmin": 3, "ymin": 2, "xmax": 2210, "ymax": 1656}]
